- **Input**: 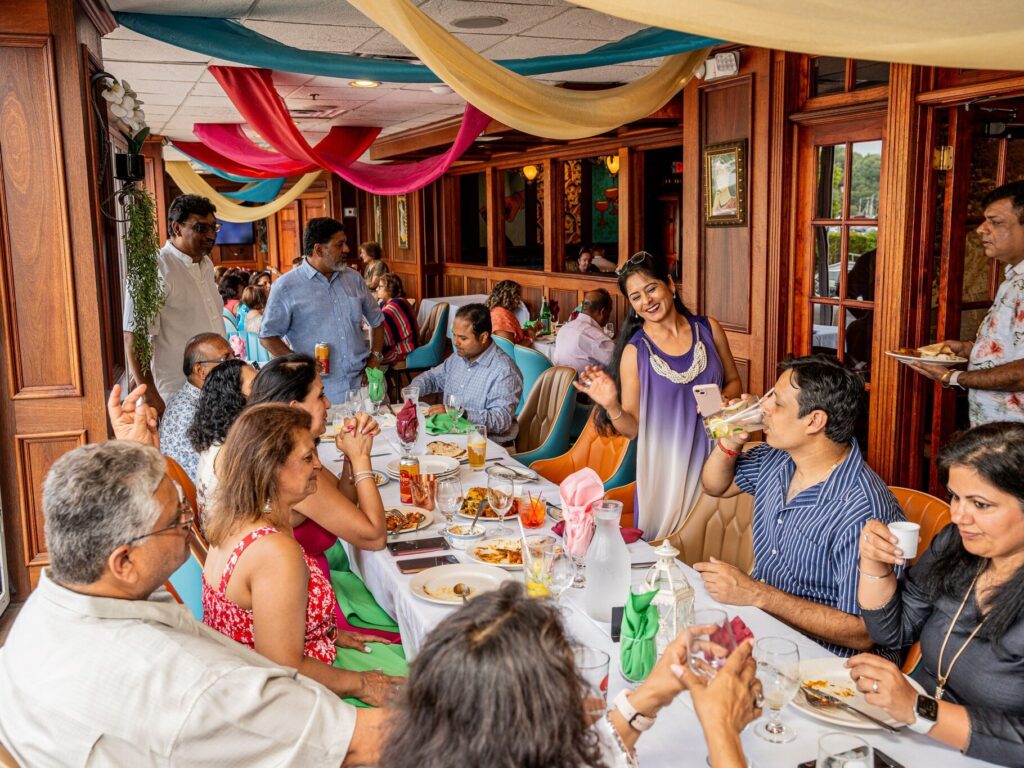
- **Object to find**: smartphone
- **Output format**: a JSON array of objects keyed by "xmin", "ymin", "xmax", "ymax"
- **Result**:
[
  {"xmin": 797, "ymin": 747, "xmax": 903, "ymax": 768},
  {"xmin": 610, "ymin": 606, "xmax": 624, "ymax": 642},
  {"xmin": 692, "ymin": 383, "xmax": 724, "ymax": 416},
  {"xmin": 397, "ymin": 554, "xmax": 459, "ymax": 574},
  {"xmin": 388, "ymin": 536, "xmax": 450, "ymax": 556}
]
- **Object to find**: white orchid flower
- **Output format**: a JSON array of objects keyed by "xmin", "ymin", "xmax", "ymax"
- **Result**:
[
  {"xmin": 121, "ymin": 95, "xmax": 135, "ymax": 111},
  {"xmin": 110, "ymin": 103, "xmax": 129, "ymax": 118},
  {"xmin": 122, "ymin": 80, "xmax": 136, "ymax": 97},
  {"xmin": 134, "ymin": 108, "xmax": 146, "ymax": 123},
  {"xmin": 101, "ymin": 82, "xmax": 123, "ymax": 103}
]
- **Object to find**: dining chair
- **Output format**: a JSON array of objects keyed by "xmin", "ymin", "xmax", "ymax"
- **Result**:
[
  {"xmin": 512, "ymin": 343, "xmax": 552, "ymax": 416},
  {"xmin": 529, "ymin": 410, "xmax": 636, "ymax": 491},
  {"xmin": 245, "ymin": 330, "xmax": 271, "ymax": 364},
  {"xmin": 511, "ymin": 366, "xmax": 577, "ymax": 465},
  {"xmin": 492, "ymin": 334, "xmax": 515, "ymax": 358},
  {"xmin": 389, "ymin": 302, "xmax": 448, "ymax": 398},
  {"xmin": 603, "ymin": 481, "xmax": 636, "ymax": 528},
  {"xmin": 164, "ymin": 456, "xmax": 207, "ymax": 621},
  {"xmin": 0, "ymin": 739, "xmax": 18, "ymax": 767}
]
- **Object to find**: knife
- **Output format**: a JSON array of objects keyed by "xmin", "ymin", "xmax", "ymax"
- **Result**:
[{"xmin": 800, "ymin": 685, "xmax": 899, "ymax": 732}]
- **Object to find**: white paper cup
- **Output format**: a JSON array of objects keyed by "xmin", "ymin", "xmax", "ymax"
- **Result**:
[{"xmin": 888, "ymin": 521, "xmax": 920, "ymax": 560}]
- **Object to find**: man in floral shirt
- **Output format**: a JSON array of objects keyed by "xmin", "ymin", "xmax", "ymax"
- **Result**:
[{"xmin": 911, "ymin": 181, "xmax": 1024, "ymax": 424}]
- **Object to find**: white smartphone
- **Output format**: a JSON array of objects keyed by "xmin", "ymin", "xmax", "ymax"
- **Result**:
[{"xmin": 692, "ymin": 383, "xmax": 723, "ymax": 416}]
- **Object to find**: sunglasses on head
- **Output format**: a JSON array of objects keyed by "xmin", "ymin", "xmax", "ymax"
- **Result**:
[{"xmin": 615, "ymin": 251, "xmax": 655, "ymax": 275}]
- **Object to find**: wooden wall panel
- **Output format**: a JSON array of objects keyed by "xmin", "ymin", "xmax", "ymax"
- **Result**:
[
  {"xmin": 15, "ymin": 431, "xmax": 85, "ymax": 568},
  {"xmin": 466, "ymin": 276, "xmax": 488, "ymax": 296},
  {"xmin": 550, "ymin": 288, "xmax": 578, "ymax": 323},
  {"xmin": 520, "ymin": 285, "xmax": 543, "ymax": 318},
  {"xmin": 444, "ymin": 274, "xmax": 464, "ymax": 296}
]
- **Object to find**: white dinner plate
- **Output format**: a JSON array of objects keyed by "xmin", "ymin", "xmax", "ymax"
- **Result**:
[
  {"xmin": 373, "ymin": 471, "xmax": 389, "ymax": 487},
  {"xmin": 408, "ymin": 562, "xmax": 510, "ymax": 605},
  {"xmin": 793, "ymin": 657, "xmax": 925, "ymax": 730},
  {"xmin": 385, "ymin": 506, "xmax": 435, "ymax": 536},
  {"xmin": 464, "ymin": 537, "xmax": 524, "ymax": 570},
  {"xmin": 385, "ymin": 455, "xmax": 460, "ymax": 478},
  {"xmin": 884, "ymin": 350, "xmax": 967, "ymax": 367}
]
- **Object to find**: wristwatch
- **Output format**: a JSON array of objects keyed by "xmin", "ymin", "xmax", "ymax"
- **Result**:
[
  {"xmin": 907, "ymin": 693, "xmax": 939, "ymax": 734},
  {"xmin": 369, "ymin": 351, "xmax": 384, "ymax": 363},
  {"xmin": 613, "ymin": 690, "xmax": 656, "ymax": 732},
  {"xmin": 941, "ymin": 370, "xmax": 965, "ymax": 389}
]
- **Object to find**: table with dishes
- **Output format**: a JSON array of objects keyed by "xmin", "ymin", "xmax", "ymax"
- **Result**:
[{"xmin": 316, "ymin": 428, "xmax": 985, "ymax": 768}]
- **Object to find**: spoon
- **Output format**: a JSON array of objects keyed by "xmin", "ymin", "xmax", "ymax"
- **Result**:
[{"xmin": 453, "ymin": 583, "xmax": 471, "ymax": 603}]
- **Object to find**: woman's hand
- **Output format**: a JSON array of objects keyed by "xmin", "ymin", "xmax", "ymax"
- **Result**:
[
  {"xmin": 357, "ymin": 669, "xmax": 403, "ymax": 707},
  {"xmin": 859, "ymin": 518, "xmax": 905, "ymax": 568},
  {"xmin": 845, "ymin": 654, "xmax": 917, "ymax": 724},
  {"xmin": 681, "ymin": 638, "xmax": 762, "ymax": 733},
  {"xmin": 335, "ymin": 413, "xmax": 378, "ymax": 459},
  {"xmin": 630, "ymin": 630, "xmax": 690, "ymax": 713},
  {"xmin": 573, "ymin": 365, "xmax": 618, "ymax": 409},
  {"xmin": 335, "ymin": 630, "xmax": 391, "ymax": 653}
]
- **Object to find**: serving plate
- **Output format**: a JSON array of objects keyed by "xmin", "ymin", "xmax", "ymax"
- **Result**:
[
  {"xmin": 408, "ymin": 562, "xmax": 509, "ymax": 605},
  {"xmin": 793, "ymin": 657, "xmax": 924, "ymax": 730}
]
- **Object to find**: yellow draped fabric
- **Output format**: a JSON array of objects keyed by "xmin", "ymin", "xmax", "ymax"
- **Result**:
[
  {"xmin": 164, "ymin": 162, "xmax": 321, "ymax": 222},
  {"xmin": 346, "ymin": 0, "xmax": 707, "ymax": 140},
  {"xmin": 566, "ymin": 1, "xmax": 1024, "ymax": 71}
]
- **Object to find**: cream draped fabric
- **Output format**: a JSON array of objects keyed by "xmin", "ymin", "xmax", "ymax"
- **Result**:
[
  {"xmin": 164, "ymin": 162, "xmax": 321, "ymax": 222},
  {"xmin": 566, "ymin": 0, "xmax": 1024, "ymax": 71},
  {"xmin": 346, "ymin": 0, "xmax": 707, "ymax": 140}
]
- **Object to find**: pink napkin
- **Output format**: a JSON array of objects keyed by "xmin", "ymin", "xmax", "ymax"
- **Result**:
[
  {"xmin": 396, "ymin": 399, "xmax": 418, "ymax": 444},
  {"xmin": 552, "ymin": 520, "xmax": 642, "ymax": 544},
  {"xmin": 559, "ymin": 468, "xmax": 604, "ymax": 557}
]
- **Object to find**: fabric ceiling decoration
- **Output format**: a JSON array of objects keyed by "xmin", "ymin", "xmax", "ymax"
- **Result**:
[
  {"xmin": 182, "ymin": 157, "xmax": 288, "ymax": 203},
  {"xmin": 345, "ymin": 0, "xmax": 707, "ymax": 140},
  {"xmin": 196, "ymin": 66, "xmax": 493, "ymax": 195},
  {"xmin": 114, "ymin": 12, "xmax": 720, "ymax": 83},
  {"xmin": 565, "ymin": 0, "xmax": 1024, "ymax": 71},
  {"xmin": 164, "ymin": 161, "xmax": 321, "ymax": 222}
]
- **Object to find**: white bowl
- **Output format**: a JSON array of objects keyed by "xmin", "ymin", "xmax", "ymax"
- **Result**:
[{"xmin": 445, "ymin": 524, "xmax": 485, "ymax": 549}]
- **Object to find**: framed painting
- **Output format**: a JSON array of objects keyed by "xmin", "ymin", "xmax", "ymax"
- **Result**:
[
  {"xmin": 703, "ymin": 139, "xmax": 747, "ymax": 226},
  {"xmin": 373, "ymin": 196, "xmax": 383, "ymax": 244},
  {"xmin": 396, "ymin": 194, "xmax": 409, "ymax": 249}
]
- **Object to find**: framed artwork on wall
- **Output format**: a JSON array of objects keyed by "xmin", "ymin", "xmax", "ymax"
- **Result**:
[
  {"xmin": 373, "ymin": 196, "xmax": 383, "ymax": 244},
  {"xmin": 396, "ymin": 194, "xmax": 409, "ymax": 249},
  {"xmin": 703, "ymin": 139, "xmax": 747, "ymax": 226}
]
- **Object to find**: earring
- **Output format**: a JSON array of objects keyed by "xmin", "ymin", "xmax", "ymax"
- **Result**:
[{"xmin": 262, "ymin": 499, "xmax": 273, "ymax": 517}]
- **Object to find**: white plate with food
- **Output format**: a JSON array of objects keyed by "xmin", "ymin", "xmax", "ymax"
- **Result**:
[
  {"xmin": 794, "ymin": 657, "xmax": 925, "ymax": 730},
  {"xmin": 384, "ymin": 455, "xmax": 460, "ymax": 479},
  {"xmin": 465, "ymin": 537, "xmax": 524, "ymax": 570},
  {"xmin": 427, "ymin": 440, "xmax": 467, "ymax": 460},
  {"xmin": 385, "ymin": 506, "xmax": 435, "ymax": 536},
  {"xmin": 408, "ymin": 562, "xmax": 509, "ymax": 606},
  {"xmin": 372, "ymin": 471, "xmax": 389, "ymax": 487},
  {"xmin": 456, "ymin": 487, "xmax": 520, "ymax": 522},
  {"xmin": 885, "ymin": 343, "xmax": 967, "ymax": 367}
]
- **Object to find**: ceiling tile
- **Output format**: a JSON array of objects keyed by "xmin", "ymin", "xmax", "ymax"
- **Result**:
[
  {"xmin": 107, "ymin": 0, "xmax": 254, "ymax": 15},
  {"xmin": 519, "ymin": 7, "xmax": 645, "ymax": 40},
  {"xmin": 248, "ymin": 0, "xmax": 378, "ymax": 26},
  {"xmin": 128, "ymin": 79, "xmax": 196, "ymax": 99},
  {"xmin": 419, "ymin": 0, "xmax": 565, "ymax": 35},
  {"xmin": 481, "ymin": 34, "xmax": 595, "ymax": 59},
  {"xmin": 105, "ymin": 62, "xmax": 206, "ymax": 82},
  {"xmin": 101, "ymin": 38, "xmax": 209, "ymax": 63},
  {"xmin": 243, "ymin": 19, "xmax": 379, "ymax": 52},
  {"xmin": 131, "ymin": 91, "xmax": 186, "ymax": 106},
  {"xmin": 355, "ymin": 29, "xmax": 498, "ymax": 56}
]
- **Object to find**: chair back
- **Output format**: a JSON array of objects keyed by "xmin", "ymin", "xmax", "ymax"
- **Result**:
[
  {"xmin": 245, "ymin": 330, "xmax": 271, "ymax": 363},
  {"xmin": 888, "ymin": 486, "xmax": 951, "ymax": 565},
  {"xmin": 0, "ymin": 739, "xmax": 18, "ymax": 768},
  {"xmin": 513, "ymin": 366, "xmax": 577, "ymax": 461},
  {"xmin": 164, "ymin": 456, "xmax": 208, "ymax": 565},
  {"xmin": 163, "ymin": 456, "xmax": 207, "ymax": 620},
  {"xmin": 492, "ymin": 334, "xmax": 515, "ymax": 358},
  {"xmin": 530, "ymin": 410, "xmax": 633, "ymax": 487},
  {"xmin": 404, "ymin": 303, "xmax": 448, "ymax": 371},
  {"xmin": 512, "ymin": 344, "xmax": 552, "ymax": 415},
  {"xmin": 418, "ymin": 301, "xmax": 446, "ymax": 346},
  {"xmin": 603, "ymin": 482, "xmax": 636, "ymax": 528}
]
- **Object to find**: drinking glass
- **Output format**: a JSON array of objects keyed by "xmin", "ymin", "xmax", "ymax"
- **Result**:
[
  {"xmin": 686, "ymin": 608, "xmax": 736, "ymax": 679},
  {"xmin": 400, "ymin": 386, "xmax": 420, "ymax": 408},
  {"xmin": 604, "ymin": 322, "xmax": 615, "ymax": 339},
  {"xmin": 486, "ymin": 466, "xmax": 516, "ymax": 536},
  {"xmin": 548, "ymin": 545, "xmax": 576, "ymax": 609},
  {"xmin": 444, "ymin": 392, "xmax": 464, "ymax": 425},
  {"xmin": 753, "ymin": 636, "xmax": 801, "ymax": 744},
  {"xmin": 367, "ymin": 376, "xmax": 385, "ymax": 415},
  {"xmin": 410, "ymin": 473, "xmax": 437, "ymax": 511},
  {"xmin": 435, "ymin": 476, "xmax": 464, "ymax": 530},
  {"xmin": 467, "ymin": 423, "xmax": 487, "ymax": 469},
  {"xmin": 521, "ymin": 533, "xmax": 558, "ymax": 597},
  {"xmin": 517, "ymin": 493, "xmax": 546, "ymax": 528},
  {"xmin": 816, "ymin": 733, "xmax": 873, "ymax": 768},
  {"xmin": 573, "ymin": 645, "xmax": 610, "ymax": 722}
]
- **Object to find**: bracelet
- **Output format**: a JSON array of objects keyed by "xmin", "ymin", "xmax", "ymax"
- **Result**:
[
  {"xmin": 717, "ymin": 441, "xmax": 740, "ymax": 458},
  {"xmin": 603, "ymin": 712, "xmax": 639, "ymax": 768},
  {"xmin": 608, "ymin": 405, "xmax": 624, "ymax": 420},
  {"xmin": 859, "ymin": 565, "xmax": 894, "ymax": 580},
  {"xmin": 353, "ymin": 471, "xmax": 376, "ymax": 485}
]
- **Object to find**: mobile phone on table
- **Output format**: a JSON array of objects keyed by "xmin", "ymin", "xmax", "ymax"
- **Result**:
[
  {"xmin": 692, "ymin": 383, "xmax": 724, "ymax": 416},
  {"xmin": 396, "ymin": 554, "xmax": 459, "ymax": 574},
  {"xmin": 610, "ymin": 606, "xmax": 624, "ymax": 642},
  {"xmin": 387, "ymin": 536, "xmax": 450, "ymax": 556},
  {"xmin": 797, "ymin": 747, "xmax": 904, "ymax": 768}
]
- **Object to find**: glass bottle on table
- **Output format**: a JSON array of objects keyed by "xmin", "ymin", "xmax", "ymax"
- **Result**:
[{"xmin": 539, "ymin": 294, "xmax": 552, "ymax": 335}]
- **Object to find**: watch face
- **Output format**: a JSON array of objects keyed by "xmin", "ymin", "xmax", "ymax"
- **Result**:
[{"xmin": 917, "ymin": 694, "xmax": 939, "ymax": 721}]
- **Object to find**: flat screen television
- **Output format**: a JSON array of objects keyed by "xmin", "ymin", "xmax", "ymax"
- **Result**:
[{"xmin": 215, "ymin": 219, "xmax": 254, "ymax": 246}]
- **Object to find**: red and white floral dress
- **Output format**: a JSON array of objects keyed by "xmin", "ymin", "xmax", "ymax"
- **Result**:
[{"xmin": 202, "ymin": 526, "xmax": 338, "ymax": 664}]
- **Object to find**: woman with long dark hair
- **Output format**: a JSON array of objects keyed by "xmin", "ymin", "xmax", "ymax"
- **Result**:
[
  {"xmin": 575, "ymin": 252, "xmax": 741, "ymax": 539},
  {"xmin": 851, "ymin": 421, "xmax": 1024, "ymax": 767}
]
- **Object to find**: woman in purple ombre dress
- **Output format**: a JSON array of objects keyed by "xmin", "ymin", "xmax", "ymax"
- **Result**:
[{"xmin": 576, "ymin": 253, "xmax": 741, "ymax": 540}]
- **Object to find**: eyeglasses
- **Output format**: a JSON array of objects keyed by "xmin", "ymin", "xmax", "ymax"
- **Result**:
[
  {"xmin": 124, "ymin": 482, "xmax": 194, "ymax": 547},
  {"xmin": 195, "ymin": 353, "xmax": 235, "ymax": 366},
  {"xmin": 185, "ymin": 222, "xmax": 222, "ymax": 235},
  {"xmin": 615, "ymin": 250, "xmax": 654, "ymax": 275}
]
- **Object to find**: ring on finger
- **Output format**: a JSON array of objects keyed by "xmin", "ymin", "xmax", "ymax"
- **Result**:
[{"xmin": 872, "ymin": 680, "xmax": 879, "ymax": 694}]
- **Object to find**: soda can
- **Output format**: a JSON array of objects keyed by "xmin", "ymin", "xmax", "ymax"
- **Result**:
[
  {"xmin": 399, "ymin": 455, "xmax": 420, "ymax": 504},
  {"xmin": 315, "ymin": 341, "xmax": 330, "ymax": 376}
]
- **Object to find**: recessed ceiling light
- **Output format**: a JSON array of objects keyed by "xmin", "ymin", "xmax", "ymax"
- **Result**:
[
  {"xmin": 475, "ymin": 135, "xmax": 503, "ymax": 142},
  {"xmin": 452, "ymin": 15, "xmax": 507, "ymax": 29},
  {"xmin": 349, "ymin": 79, "xmax": 381, "ymax": 88}
]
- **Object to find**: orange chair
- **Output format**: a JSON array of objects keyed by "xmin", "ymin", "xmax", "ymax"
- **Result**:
[
  {"xmin": 529, "ymin": 411, "xmax": 634, "ymax": 489},
  {"xmin": 164, "ymin": 456, "xmax": 207, "ymax": 565},
  {"xmin": 889, "ymin": 486, "xmax": 952, "ymax": 674},
  {"xmin": 603, "ymin": 482, "xmax": 636, "ymax": 528},
  {"xmin": 0, "ymin": 740, "xmax": 18, "ymax": 768}
]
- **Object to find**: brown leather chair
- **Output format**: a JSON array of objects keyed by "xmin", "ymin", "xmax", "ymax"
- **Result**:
[
  {"xmin": 164, "ymin": 456, "xmax": 208, "ymax": 566},
  {"xmin": 0, "ymin": 739, "xmax": 18, "ymax": 767},
  {"xmin": 512, "ymin": 366, "xmax": 577, "ymax": 462}
]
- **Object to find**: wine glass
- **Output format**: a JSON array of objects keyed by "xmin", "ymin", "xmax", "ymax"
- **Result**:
[
  {"xmin": 686, "ymin": 608, "xmax": 736, "ymax": 679},
  {"xmin": 486, "ymin": 466, "xmax": 516, "ymax": 536},
  {"xmin": 435, "ymin": 476, "xmax": 464, "ymax": 531},
  {"xmin": 753, "ymin": 636, "xmax": 801, "ymax": 744},
  {"xmin": 445, "ymin": 393, "xmax": 464, "ymax": 426},
  {"xmin": 367, "ymin": 376, "xmax": 385, "ymax": 415},
  {"xmin": 816, "ymin": 733, "xmax": 872, "ymax": 767},
  {"xmin": 548, "ymin": 545, "xmax": 576, "ymax": 614}
]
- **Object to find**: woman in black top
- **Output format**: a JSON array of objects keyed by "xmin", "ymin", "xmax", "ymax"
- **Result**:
[{"xmin": 851, "ymin": 421, "xmax": 1024, "ymax": 767}]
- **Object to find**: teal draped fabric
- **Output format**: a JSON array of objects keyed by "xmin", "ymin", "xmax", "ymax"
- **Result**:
[
  {"xmin": 114, "ymin": 13, "xmax": 720, "ymax": 84},
  {"xmin": 185, "ymin": 156, "xmax": 287, "ymax": 203}
]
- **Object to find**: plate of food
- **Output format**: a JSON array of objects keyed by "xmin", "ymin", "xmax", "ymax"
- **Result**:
[
  {"xmin": 885, "ymin": 343, "xmax": 967, "ymax": 366},
  {"xmin": 384, "ymin": 455, "xmax": 460, "ymax": 479},
  {"xmin": 456, "ymin": 486, "xmax": 520, "ymax": 522},
  {"xmin": 466, "ymin": 537, "xmax": 524, "ymax": 570},
  {"xmin": 385, "ymin": 506, "xmax": 434, "ymax": 536},
  {"xmin": 372, "ymin": 471, "xmax": 389, "ymax": 487},
  {"xmin": 427, "ymin": 440, "xmax": 467, "ymax": 460},
  {"xmin": 408, "ymin": 562, "xmax": 510, "ymax": 606},
  {"xmin": 793, "ymin": 657, "xmax": 925, "ymax": 730}
]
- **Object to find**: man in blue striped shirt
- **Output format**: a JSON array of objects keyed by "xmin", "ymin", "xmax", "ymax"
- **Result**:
[{"xmin": 697, "ymin": 355, "xmax": 905, "ymax": 660}]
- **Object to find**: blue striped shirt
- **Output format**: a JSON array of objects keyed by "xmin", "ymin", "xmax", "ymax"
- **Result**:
[{"xmin": 735, "ymin": 441, "xmax": 905, "ymax": 659}]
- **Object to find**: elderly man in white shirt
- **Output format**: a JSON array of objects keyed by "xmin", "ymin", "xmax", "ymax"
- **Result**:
[
  {"xmin": 553, "ymin": 288, "xmax": 615, "ymax": 373},
  {"xmin": 0, "ymin": 432, "xmax": 384, "ymax": 766},
  {"xmin": 124, "ymin": 194, "xmax": 225, "ymax": 417}
]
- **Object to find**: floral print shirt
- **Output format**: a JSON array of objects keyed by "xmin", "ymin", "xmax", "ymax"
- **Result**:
[
  {"xmin": 158, "ymin": 382, "xmax": 201, "ymax": 481},
  {"xmin": 968, "ymin": 260, "xmax": 1024, "ymax": 425}
]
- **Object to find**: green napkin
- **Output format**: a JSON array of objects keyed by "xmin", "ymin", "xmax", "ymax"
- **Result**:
[
  {"xmin": 334, "ymin": 643, "xmax": 409, "ymax": 708},
  {"xmin": 364, "ymin": 366, "xmax": 385, "ymax": 404},
  {"xmin": 325, "ymin": 541, "xmax": 401, "ymax": 633},
  {"xmin": 620, "ymin": 588, "xmax": 659, "ymax": 682},
  {"xmin": 425, "ymin": 413, "xmax": 475, "ymax": 435}
]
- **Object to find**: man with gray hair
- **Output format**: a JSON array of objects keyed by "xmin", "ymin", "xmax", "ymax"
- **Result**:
[
  {"xmin": 158, "ymin": 332, "xmax": 234, "ymax": 480},
  {"xmin": 0, "ymin": 439, "xmax": 383, "ymax": 765},
  {"xmin": 553, "ymin": 288, "xmax": 614, "ymax": 374}
]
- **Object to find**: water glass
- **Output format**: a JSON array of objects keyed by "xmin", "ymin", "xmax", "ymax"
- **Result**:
[
  {"xmin": 486, "ymin": 466, "xmax": 516, "ymax": 536},
  {"xmin": 753, "ymin": 636, "xmax": 800, "ymax": 744},
  {"xmin": 400, "ymin": 386, "xmax": 420, "ymax": 408},
  {"xmin": 548, "ymin": 545, "xmax": 576, "ymax": 606},
  {"xmin": 521, "ymin": 533, "xmax": 558, "ymax": 597},
  {"xmin": 686, "ymin": 608, "xmax": 736, "ymax": 679},
  {"xmin": 573, "ymin": 645, "xmax": 610, "ymax": 721},
  {"xmin": 410, "ymin": 473, "xmax": 437, "ymax": 511},
  {"xmin": 816, "ymin": 733, "xmax": 873, "ymax": 768},
  {"xmin": 435, "ymin": 476, "xmax": 464, "ymax": 528},
  {"xmin": 467, "ymin": 423, "xmax": 487, "ymax": 469},
  {"xmin": 445, "ymin": 392, "xmax": 464, "ymax": 423}
]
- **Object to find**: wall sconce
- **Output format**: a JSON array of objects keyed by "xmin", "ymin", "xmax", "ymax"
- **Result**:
[
  {"xmin": 605, "ymin": 155, "xmax": 620, "ymax": 175},
  {"xmin": 522, "ymin": 164, "xmax": 539, "ymax": 182}
]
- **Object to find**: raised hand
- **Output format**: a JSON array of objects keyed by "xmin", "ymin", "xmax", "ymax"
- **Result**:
[{"xmin": 107, "ymin": 383, "xmax": 160, "ymax": 448}]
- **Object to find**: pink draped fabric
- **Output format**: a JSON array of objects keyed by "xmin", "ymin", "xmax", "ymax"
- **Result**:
[{"xmin": 191, "ymin": 65, "xmax": 492, "ymax": 195}]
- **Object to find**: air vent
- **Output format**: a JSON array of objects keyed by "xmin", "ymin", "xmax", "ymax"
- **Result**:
[{"xmin": 289, "ymin": 106, "xmax": 347, "ymax": 118}]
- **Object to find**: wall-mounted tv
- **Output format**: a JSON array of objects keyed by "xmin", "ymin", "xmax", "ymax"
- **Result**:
[{"xmin": 215, "ymin": 219, "xmax": 254, "ymax": 246}]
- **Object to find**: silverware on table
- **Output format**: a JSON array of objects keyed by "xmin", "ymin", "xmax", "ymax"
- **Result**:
[
  {"xmin": 799, "ymin": 686, "xmax": 899, "ymax": 732},
  {"xmin": 491, "ymin": 462, "xmax": 536, "ymax": 481}
]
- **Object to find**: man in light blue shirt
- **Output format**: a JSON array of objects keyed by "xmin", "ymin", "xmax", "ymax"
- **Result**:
[
  {"xmin": 260, "ymin": 218, "xmax": 384, "ymax": 401},
  {"xmin": 413, "ymin": 304, "xmax": 523, "ymax": 445}
]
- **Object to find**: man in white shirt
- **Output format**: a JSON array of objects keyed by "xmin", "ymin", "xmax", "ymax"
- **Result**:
[
  {"xmin": 0, "ymin": 439, "xmax": 384, "ymax": 766},
  {"xmin": 553, "ymin": 288, "xmax": 615, "ymax": 373},
  {"xmin": 124, "ymin": 195, "xmax": 225, "ymax": 416}
]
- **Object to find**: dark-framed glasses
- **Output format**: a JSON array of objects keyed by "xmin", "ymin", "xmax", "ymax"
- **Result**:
[
  {"xmin": 124, "ymin": 482, "xmax": 194, "ymax": 547},
  {"xmin": 186, "ymin": 222, "xmax": 222, "ymax": 235},
  {"xmin": 615, "ymin": 250, "xmax": 655, "ymax": 275},
  {"xmin": 195, "ymin": 353, "xmax": 235, "ymax": 366}
]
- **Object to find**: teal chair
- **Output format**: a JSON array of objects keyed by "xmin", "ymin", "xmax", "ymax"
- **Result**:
[
  {"xmin": 512, "ymin": 344, "xmax": 552, "ymax": 416},
  {"xmin": 168, "ymin": 556, "xmax": 204, "ymax": 620},
  {"xmin": 492, "ymin": 335, "xmax": 515, "ymax": 358},
  {"xmin": 245, "ymin": 331, "xmax": 271, "ymax": 364},
  {"xmin": 222, "ymin": 308, "xmax": 239, "ymax": 339},
  {"xmin": 403, "ymin": 303, "xmax": 448, "ymax": 372},
  {"xmin": 603, "ymin": 435, "xmax": 637, "ymax": 490},
  {"xmin": 512, "ymin": 366, "xmax": 577, "ymax": 465}
]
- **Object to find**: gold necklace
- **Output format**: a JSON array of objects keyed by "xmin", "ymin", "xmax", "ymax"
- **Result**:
[
  {"xmin": 934, "ymin": 566, "xmax": 987, "ymax": 701},
  {"xmin": 787, "ymin": 450, "xmax": 847, "ymax": 501}
]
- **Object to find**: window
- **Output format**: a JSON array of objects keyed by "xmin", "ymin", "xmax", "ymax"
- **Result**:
[
  {"xmin": 561, "ymin": 155, "xmax": 619, "ymax": 273},
  {"xmin": 502, "ymin": 167, "xmax": 544, "ymax": 270},
  {"xmin": 458, "ymin": 173, "xmax": 487, "ymax": 264},
  {"xmin": 810, "ymin": 57, "xmax": 889, "ymax": 98},
  {"xmin": 641, "ymin": 146, "xmax": 683, "ymax": 281}
]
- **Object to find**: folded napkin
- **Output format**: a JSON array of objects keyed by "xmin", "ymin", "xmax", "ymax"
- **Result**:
[
  {"xmin": 620, "ymin": 588, "xmax": 659, "ymax": 682},
  {"xmin": 396, "ymin": 398, "xmax": 418, "ymax": 444},
  {"xmin": 364, "ymin": 366, "xmax": 385, "ymax": 404},
  {"xmin": 336, "ymin": 642, "xmax": 409, "ymax": 708},
  {"xmin": 425, "ymin": 413, "xmax": 475, "ymax": 435},
  {"xmin": 559, "ymin": 468, "xmax": 605, "ymax": 557},
  {"xmin": 551, "ymin": 520, "xmax": 642, "ymax": 544}
]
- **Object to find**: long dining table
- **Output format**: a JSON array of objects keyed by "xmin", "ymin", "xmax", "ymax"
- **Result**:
[{"xmin": 317, "ymin": 430, "xmax": 987, "ymax": 768}]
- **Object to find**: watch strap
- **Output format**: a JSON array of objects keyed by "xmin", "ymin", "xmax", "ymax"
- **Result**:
[
  {"xmin": 613, "ymin": 690, "xmax": 656, "ymax": 732},
  {"xmin": 949, "ymin": 370, "xmax": 964, "ymax": 389},
  {"xmin": 907, "ymin": 694, "xmax": 938, "ymax": 734}
]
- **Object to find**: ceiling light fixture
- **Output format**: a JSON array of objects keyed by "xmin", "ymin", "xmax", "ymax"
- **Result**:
[
  {"xmin": 605, "ymin": 155, "xmax": 620, "ymax": 175},
  {"xmin": 522, "ymin": 164, "xmax": 539, "ymax": 182},
  {"xmin": 452, "ymin": 15, "xmax": 508, "ymax": 29},
  {"xmin": 349, "ymin": 79, "xmax": 381, "ymax": 88}
]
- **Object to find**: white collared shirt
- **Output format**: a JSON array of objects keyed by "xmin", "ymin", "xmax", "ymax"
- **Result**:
[
  {"xmin": 123, "ymin": 240, "xmax": 224, "ymax": 401},
  {"xmin": 0, "ymin": 571, "xmax": 355, "ymax": 767},
  {"xmin": 552, "ymin": 313, "xmax": 615, "ymax": 373},
  {"xmin": 968, "ymin": 259, "xmax": 1024, "ymax": 425}
]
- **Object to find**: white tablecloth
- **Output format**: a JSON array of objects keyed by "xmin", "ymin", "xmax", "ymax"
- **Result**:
[
  {"xmin": 418, "ymin": 294, "xmax": 529, "ymax": 337},
  {"xmin": 317, "ymin": 435, "xmax": 984, "ymax": 768},
  {"xmin": 532, "ymin": 337, "xmax": 557, "ymax": 362}
]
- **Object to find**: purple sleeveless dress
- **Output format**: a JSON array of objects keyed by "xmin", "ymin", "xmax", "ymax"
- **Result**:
[{"xmin": 629, "ymin": 316, "xmax": 723, "ymax": 540}]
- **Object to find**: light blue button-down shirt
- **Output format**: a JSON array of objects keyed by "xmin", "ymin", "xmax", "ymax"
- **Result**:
[{"xmin": 260, "ymin": 259, "xmax": 384, "ymax": 401}]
